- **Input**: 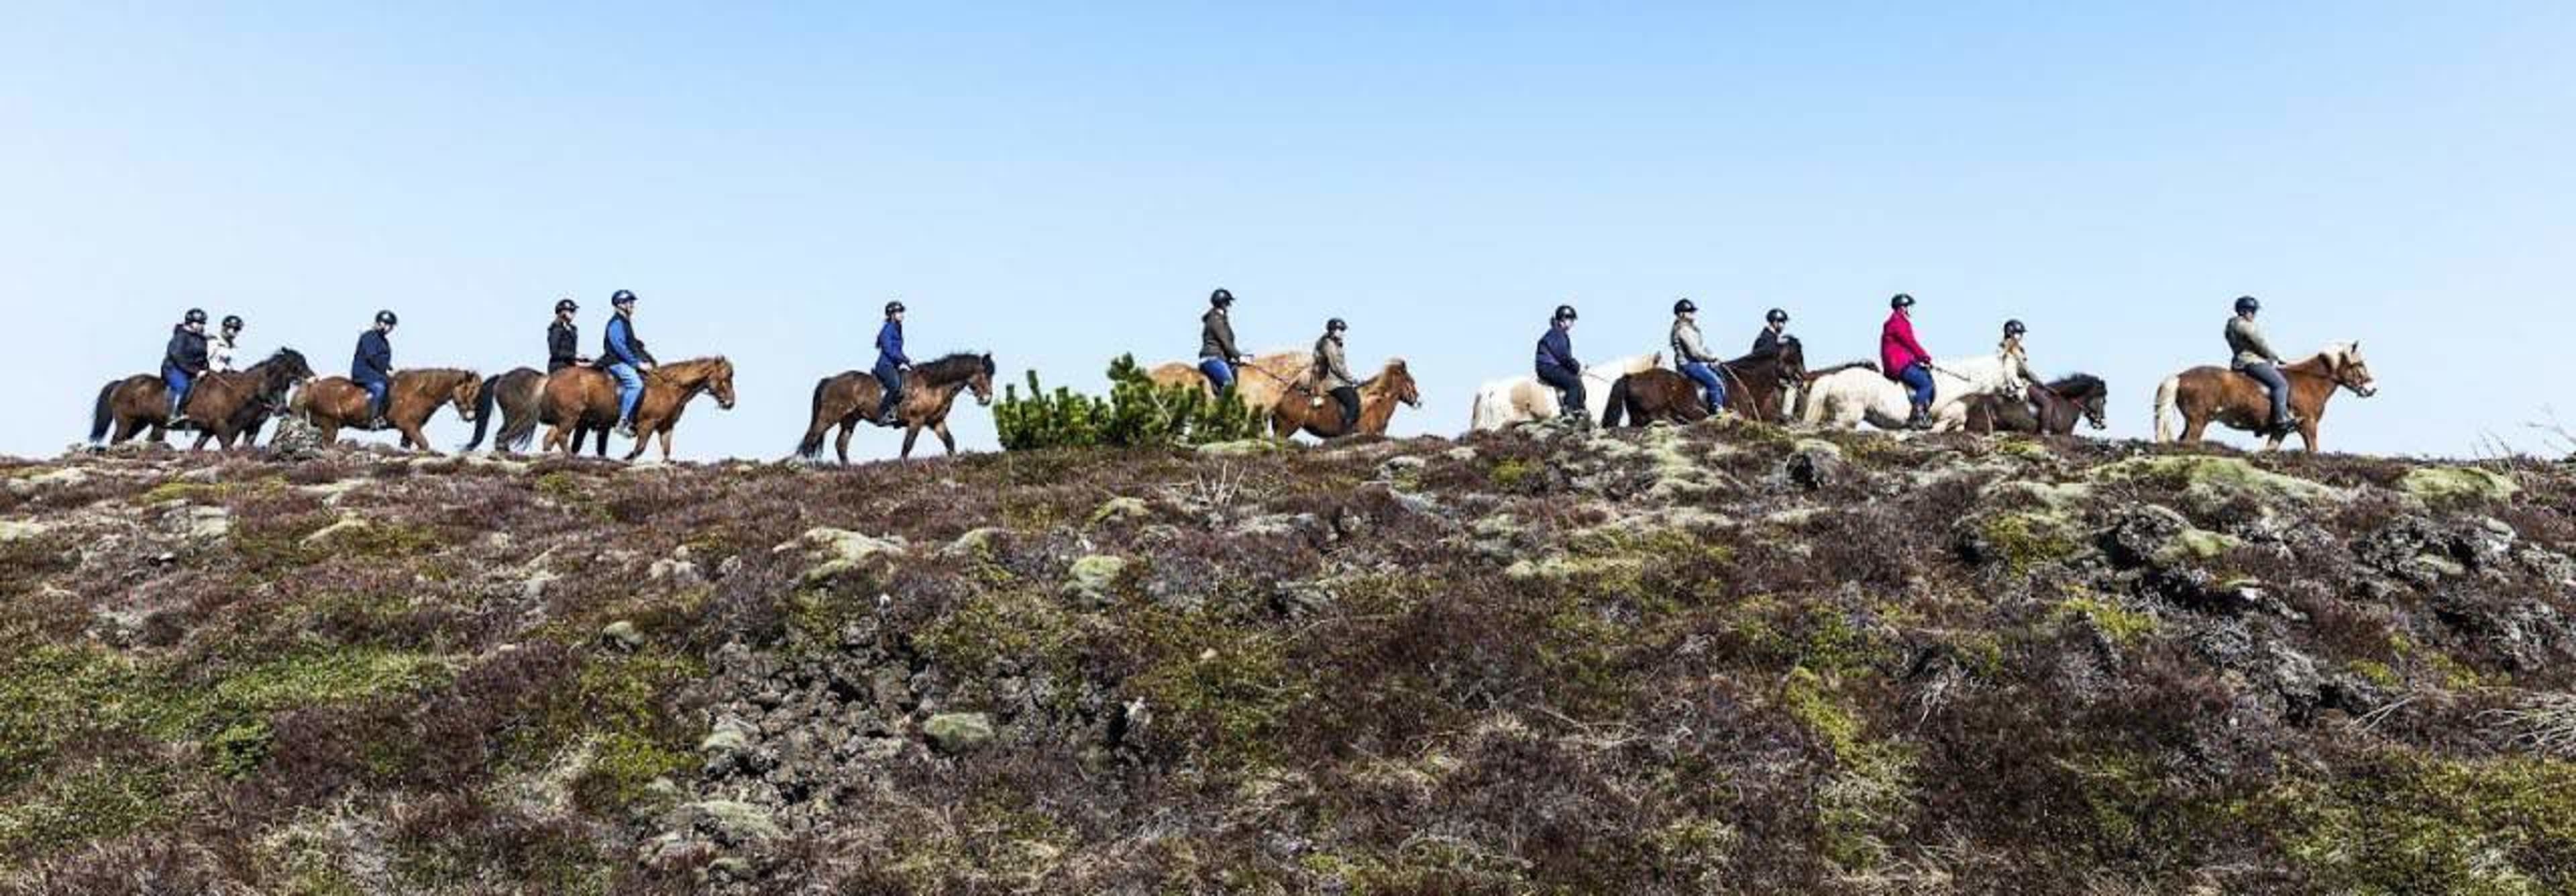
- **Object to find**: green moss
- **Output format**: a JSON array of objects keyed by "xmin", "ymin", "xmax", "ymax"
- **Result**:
[
  {"xmin": 2398, "ymin": 466, "xmax": 2519, "ymax": 505},
  {"xmin": 1123, "ymin": 605, "xmax": 1309, "ymax": 770},
  {"xmin": 916, "ymin": 589, "xmax": 1077, "ymax": 683},
  {"xmin": 138, "ymin": 480, "xmax": 235, "ymax": 505},
  {"xmin": 572, "ymin": 731, "xmax": 690, "ymax": 816},
  {"xmin": 0, "ymin": 646, "xmax": 136, "ymax": 790},
  {"xmin": 2055, "ymin": 596, "xmax": 2159, "ymax": 646},
  {"xmin": 210, "ymin": 648, "xmax": 451, "ymax": 715},
  {"xmin": 211, "ymin": 718, "xmax": 275, "ymax": 779},
  {"xmin": 1972, "ymin": 509, "xmax": 2084, "ymax": 573},
  {"xmin": 2275, "ymin": 754, "xmax": 2576, "ymax": 895},
  {"xmin": 551, "ymin": 652, "xmax": 705, "ymax": 815},
  {"xmin": 2092, "ymin": 454, "xmax": 2341, "ymax": 512},
  {"xmin": 1489, "ymin": 458, "xmax": 1538, "ymax": 490},
  {"xmin": 1782, "ymin": 667, "xmax": 1915, "ymax": 871},
  {"xmin": 2349, "ymin": 659, "xmax": 2402, "ymax": 689},
  {"xmin": 0, "ymin": 759, "xmax": 174, "ymax": 856}
]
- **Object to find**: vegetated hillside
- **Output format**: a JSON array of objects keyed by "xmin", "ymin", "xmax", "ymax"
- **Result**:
[{"xmin": 1, "ymin": 424, "xmax": 2572, "ymax": 895}]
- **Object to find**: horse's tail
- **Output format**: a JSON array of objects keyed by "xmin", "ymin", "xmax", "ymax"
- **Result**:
[
  {"xmin": 1468, "ymin": 388, "xmax": 1499, "ymax": 431},
  {"xmin": 2152, "ymin": 375, "xmax": 2180, "ymax": 443},
  {"xmin": 87, "ymin": 381, "xmax": 118, "ymax": 444},
  {"xmin": 796, "ymin": 377, "xmax": 831, "ymax": 459},
  {"xmin": 463, "ymin": 375, "xmax": 502, "ymax": 451},
  {"xmin": 1601, "ymin": 376, "xmax": 1630, "ymax": 428}
]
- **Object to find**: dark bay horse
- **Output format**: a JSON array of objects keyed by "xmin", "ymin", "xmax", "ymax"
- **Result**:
[
  {"xmin": 1963, "ymin": 373, "xmax": 2110, "ymax": 436},
  {"xmin": 540, "ymin": 357, "xmax": 737, "ymax": 462},
  {"xmin": 466, "ymin": 367, "xmax": 615, "ymax": 456},
  {"xmin": 1270, "ymin": 359, "xmax": 1421, "ymax": 439},
  {"xmin": 2155, "ymin": 342, "xmax": 2377, "ymax": 452},
  {"xmin": 796, "ymin": 352, "xmax": 996, "ymax": 462},
  {"xmin": 1601, "ymin": 338, "xmax": 1809, "ymax": 427},
  {"xmin": 88, "ymin": 349, "xmax": 315, "ymax": 449},
  {"xmin": 292, "ymin": 369, "xmax": 484, "ymax": 453}
]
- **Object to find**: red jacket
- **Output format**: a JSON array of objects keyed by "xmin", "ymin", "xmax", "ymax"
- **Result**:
[{"xmin": 1880, "ymin": 311, "xmax": 1929, "ymax": 380}]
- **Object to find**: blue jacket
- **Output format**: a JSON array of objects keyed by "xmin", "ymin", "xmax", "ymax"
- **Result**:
[
  {"xmin": 1535, "ymin": 327, "xmax": 1580, "ymax": 376},
  {"xmin": 875, "ymin": 320, "xmax": 910, "ymax": 368},
  {"xmin": 603, "ymin": 314, "xmax": 653, "ymax": 367},
  {"xmin": 351, "ymin": 329, "xmax": 392, "ymax": 383},
  {"xmin": 164, "ymin": 324, "xmax": 209, "ymax": 376}
]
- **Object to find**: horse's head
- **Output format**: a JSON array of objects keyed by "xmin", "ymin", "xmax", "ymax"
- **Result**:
[
  {"xmin": 2329, "ymin": 342, "xmax": 2377, "ymax": 398},
  {"xmin": 969, "ymin": 354, "xmax": 996, "ymax": 407},
  {"xmin": 1774, "ymin": 338, "xmax": 1810, "ymax": 390},
  {"xmin": 706, "ymin": 358, "xmax": 737, "ymax": 410},
  {"xmin": 1383, "ymin": 359, "xmax": 1421, "ymax": 408},
  {"xmin": 257, "ymin": 349, "xmax": 315, "ymax": 399},
  {"xmin": 2049, "ymin": 375, "xmax": 2110, "ymax": 431},
  {"xmin": 451, "ymin": 375, "xmax": 483, "ymax": 421}
]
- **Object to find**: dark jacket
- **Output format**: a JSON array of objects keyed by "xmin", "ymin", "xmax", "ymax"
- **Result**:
[
  {"xmin": 351, "ymin": 329, "xmax": 392, "ymax": 384},
  {"xmin": 1199, "ymin": 308, "xmax": 1240, "ymax": 360},
  {"xmin": 875, "ymin": 320, "xmax": 910, "ymax": 369},
  {"xmin": 604, "ymin": 314, "xmax": 654, "ymax": 367},
  {"xmin": 1751, "ymin": 326, "xmax": 1784, "ymax": 356},
  {"xmin": 163, "ymin": 325, "xmax": 209, "ymax": 376},
  {"xmin": 547, "ymin": 321, "xmax": 580, "ymax": 372},
  {"xmin": 1536, "ymin": 327, "xmax": 1580, "ymax": 376}
]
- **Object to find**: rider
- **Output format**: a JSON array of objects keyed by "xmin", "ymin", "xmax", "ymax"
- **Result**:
[
  {"xmin": 353, "ymin": 310, "xmax": 397, "ymax": 429},
  {"xmin": 602, "ymin": 289, "xmax": 657, "ymax": 438},
  {"xmin": 1198, "ymin": 288, "xmax": 1252, "ymax": 392},
  {"xmin": 210, "ymin": 315, "xmax": 245, "ymax": 373},
  {"xmin": 1535, "ymin": 304, "xmax": 1585, "ymax": 424},
  {"xmin": 1999, "ymin": 319, "xmax": 2040, "ymax": 387},
  {"xmin": 547, "ymin": 298, "xmax": 586, "ymax": 373},
  {"xmin": 1670, "ymin": 299, "xmax": 1726, "ymax": 415},
  {"xmin": 163, "ymin": 308, "xmax": 211, "ymax": 425},
  {"xmin": 1313, "ymin": 317, "xmax": 1360, "ymax": 435},
  {"xmin": 2226, "ymin": 295, "xmax": 2298, "ymax": 436},
  {"xmin": 1752, "ymin": 307, "xmax": 1790, "ymax": 356},
  {"xmin": 874, "ymin": 300, "xmax": 911, "ymax": 426},
  {"xmin": 1880, "ymin": 293, "xmax": 1935, "ymax": 430}
]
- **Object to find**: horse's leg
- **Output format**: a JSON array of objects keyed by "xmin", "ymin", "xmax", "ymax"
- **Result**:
[
  {"xmin": 658, "ymin": 427, "xmax": 674, "ymax": 462},
  {"xmin": 936, "ymin": 420, "xmax": 957, "ymax": 455},
  {"xmin": 2180, "ymin": 414, "xmax": 2209, "ymax": 446},
  {"xmin": 899, "ymin": 424, "xmax": 922, "ymax": 459},
  {"xmin": 543, "ymin": 421, "xmax": 566, "ymax": 454},
  {"xmin": 2298, "ymin": 421, "xmax": 2319, "ymax": 453},
  {"xmin": 402, "ymin": 423, "xmax": 435, "ymax": 454},
  {"xmin": 835, "ymin": 421, "xmax": 855, "ymax": 465},
  {"xmin": 622, "ymin": 428, "xmax": 648, "ymax": 462}
]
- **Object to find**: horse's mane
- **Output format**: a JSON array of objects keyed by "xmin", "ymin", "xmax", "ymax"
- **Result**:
[
  {"xmin": 1808, "ymin": 360, "xmax": 1880, "ymax": 377},
  {"xmin": 398, "ymin": 367, "xmax": 477, "ymax": 382},
  {"xmin": 256, "ymin": 348, "xmax": 306, "ymax": 367},
  {"xmin": 914, "ymin": 352, "xmax": 992, "ymax": 385},
  {"xmin": 2047, "ymin": 372, "xmax": 2106, "ymax": 395},
  {"xmin": 1725, "ymin": 336, "xmax": 1800, "ymax": 368}
]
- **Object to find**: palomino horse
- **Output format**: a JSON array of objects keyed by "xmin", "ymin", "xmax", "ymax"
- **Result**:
[
  {"xmin": 1799, "ymin": 352, "xmax": 2029, "ymax": 432},
  {"xmin": 1467, "ymin": 352, "xmax": 1664, "ymax": 430},
  {"xmin": 1269, "ymin": 358, "xmax": 1421, "ymax": 439},
  {"xmin": 2154, "ymin": 342, "xmax": 2376, "ymax": 452},
  {"xmin": 1962, "ymin": 373, "xmax": 2110, "ymax": 436},
  {"xmin": 88, "ymin": 349, "xmax": 315, "ymax": 449},
  {"xmin": 1601, "ymin": 339, "xmax": 1811, "ymax": 428},
  {"xmin": 1147, "ymin": 349, "xmax": 1311, "ymax": 413},
  {"xmin": 292, "ymin": 369, "xmax": 484, "ymax": 452},
  {"xmin": 796, "ymin": 352, "xmax": 997, "ymax": 462},
  {"xmin": 541, "ymin": 357, "xmax": 737, "ymax": 462}
]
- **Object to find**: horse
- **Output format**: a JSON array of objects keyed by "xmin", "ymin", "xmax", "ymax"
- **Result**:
[
  {"xmin": 2153, "ymin": 342, "xmax": 2376, "ymax": 452},
  {"xmin": 1961, "ymin": 373, "xmax": 2110, "ymax": 436},
  {"xmin": 1799, "ymin": 352, "xmax": 2029, "ymax": 432},
  {"xmin": 1467, "ymin": 352, "xmax": 1664, "ymax": 430},
  {"xmin": 1601, "ymin": 339, "xmax": 1811, "ymax": 428},
  {"xmin": 796, "ymin": 352, "xmax": 997, "ymax": 462},
  {"xmin": 87, "ymin": 349, "xmax": 315, "ymax": 450},
  {"xmin": 1146, "ymin": 349, "xmax": 1312, "ymax": 413},
  {"xmin": 1269, "ymin": 358, "xmax": 1421, "ymax": 439},
  {"xmin": 539, "ymin": 357, "xmax": 738, "ymax": 462},
  {"xmin": 292, "ymin": 368, "xmax": 484, "ymax": 452}
]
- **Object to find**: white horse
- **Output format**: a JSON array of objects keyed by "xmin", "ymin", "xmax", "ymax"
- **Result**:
[
  {"xmin": 1798, "ymin": 352, "xmax": 2030, "ymax": 432},
  {"xmin": 1469, "ymin": 352, "xmax": 1664, "ymax": 430}
]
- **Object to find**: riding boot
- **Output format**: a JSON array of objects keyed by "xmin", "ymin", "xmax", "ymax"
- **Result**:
[{"xmin": 1906, "ymin": 404, "xmax": 1931, "ymax": 430}]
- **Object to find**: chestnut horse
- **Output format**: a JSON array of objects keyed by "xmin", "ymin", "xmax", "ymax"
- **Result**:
[
  {"xmin": 2154, "ymin": 342, "xmax": 2376, "ymax": 452},
  {"xmin": 1269, "ymin": 358, "xmax": 1421, "ymax": 439},
  {"xmin": 1147, "ymin": 349, "xmax": 1311, "ymax": 413},
  {"xmin": 292, "ymin": 368, "xmax": 484, "ymax": 452},
  {"xmin": 796, "ymin": 352, "xmax": 996, "ymax": 462},
  {"xmin": 541, "ymin": 357, "xmax": 737, "ymax": 462},
  {"xmin": 1601, "ymin": 338, "xmax": 1810, "ymax": 427},
  {"xmin": 1962, "ymin": 374, "xmax": 2109, "ymax": 436},
  {"xmin": 87, "ymin": 349, "xmax": 315, "ymax": 449}
]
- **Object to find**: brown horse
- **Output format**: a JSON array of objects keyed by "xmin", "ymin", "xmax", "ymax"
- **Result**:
[
  {"xmin": 1962, "ymin": 374, "xmax": 2109, "ymax": 436},
  {"xmin": 540, "ymin": 357, "xmax": 737, "ymax": 462},
  {"xmin": 796, "ymin": 353, "xmax": 997, "ymax": 462},
  {"xmin": 88, "ymin": 349, "xmax": 316, "ymax": 449},
  {"xmin": 292, "ymin": 369, "xmax": 484, "ymax": 452},
  {"xmin": 2154, "ymin": 342, "xmax": 2377, "ymax": 452},
  {"xmin": 1601, "ymin": 338, "xmax": 1810, "ymax": 427},
  {"xmin": 1269, "ymin": 358, "xmax": 1421, "ymax": 439},
  {"xmin": 1146, "ymin": 349, "xmax": 1312, "ymax": 413},
  {"xmin": 464, "ymin": 368, "xmax": 613, "ymax": 456}
]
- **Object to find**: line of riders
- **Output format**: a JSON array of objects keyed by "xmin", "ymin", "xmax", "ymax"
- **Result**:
[{"xmin": 115, "ymin": 285, "xmax": 2364, "ymax": 458}]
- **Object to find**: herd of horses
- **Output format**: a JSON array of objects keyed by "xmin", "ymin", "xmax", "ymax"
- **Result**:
[{"xmin": 82, "ymin": 336, "xmax": 2378, "ymax": 460}]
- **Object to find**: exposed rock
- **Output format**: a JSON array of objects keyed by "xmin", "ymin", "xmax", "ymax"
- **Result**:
[
  {"xmin": 1786, "ymin": 439, "xmax": 1845, "ymax": 491},
  {"xmin": 784, "ymin": 528, "xmax": 906, "ymax": 583},
  {"xmin": 7, "ymin": 466, "xmax": 90, "ymax": 495},
  {"xmin": 2091, "ymin": 454, "xmax": 2343, "ymax": 513},
  {"xmin": 924, "ymin": 712, "xmax": 996, "ymax": 754},
  {"xmin": 686, "ymin": 800, "xmax": 784, "ymax": 845},
  {"xmin": 2398, "ymin": 466, "xmax": 2518, "ymax": 504},
  {"xmin": 1065, "ymin": 555, "xmax": 1128, "ymax": 603},
  {"xmin": 602, "ymin": 620, "xmax": 646, "ymax": 652},
  {"xmin": 1089, "ymin": 496, "xmax": 1152, "ymax": 526},
  {"xmin": 0, "ymin": 520, "xmax": 48, "ymax": 542},
  {"xmin": 300, "ymin": 517, "xmax": 370, "ymax": 547},
  {"xmin": 1196, "ymin": 439, "xmax": 1281, "ymax": 456}
]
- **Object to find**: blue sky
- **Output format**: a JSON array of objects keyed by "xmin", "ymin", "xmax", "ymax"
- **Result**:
[{"xmin": 7, "ymin": 3, "xmax": 2572, "ymax": 460}]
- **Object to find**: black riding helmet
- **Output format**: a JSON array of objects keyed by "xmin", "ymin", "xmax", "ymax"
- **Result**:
[
  {"xmin": 1890, "ymin": 293, "xmax": 1916, "ymax": 309},
  {"xmin": 885, "ymin": 300, "xmax": 906, "ymax": 317},
  {"xmin": 2004, "ymin": 319, "xmax": 2027, "ymax": 337},
  {"xmin": 2235, "ymin": 295, "xmax": 2260, "ymax": 314},
  {"xmin": 1210, "ymin": 288, "xmax": 1234, "ymax": 308},
  {"xmin": 1673, "ymin": 298, "xmax": 1698, "ymax": 315},
  {"xmin": 221, "ymin": 315, "xmax": 243, "ymax": 330},
  {"xmin": 184, "ymin": 308, "xmax": 208, "ymax": 326},
  {"xmin": 611, "ymin": 289, "xmax": 637, "ymax": 306},
  {"xmin": 374, "ymin": 309, "xmax": 398, "ymax": 327},
  {"xmin": 1766, "ymin": 308, "xmax": 1789, "ymax": 324},
  {"xmin": 1554, "ymin": 304, "xmax": 1579, "ymax": 322},
  {"xmin": 554, "ymin": 298, "xmax": 579, "ymax": 315},
  {"xmin": 1326, "ymin": 317, "xmax": 1348, "ymax": 333}
]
